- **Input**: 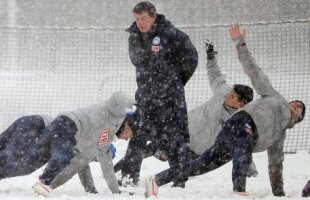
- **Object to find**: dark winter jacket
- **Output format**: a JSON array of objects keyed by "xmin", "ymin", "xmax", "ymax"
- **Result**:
[{"xmin": 127, "ymin": 14, "xmax": 198, "ymax": 141}]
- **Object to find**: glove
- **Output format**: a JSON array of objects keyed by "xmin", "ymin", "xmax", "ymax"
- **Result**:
[
  {"xmin": 272, "ymin": 187, "xmax": 285, "ymax": 197},
  {"xmin": 302, "ymin": 180, "xmax": 310, "ymax": 197},
  {"xmin": 85, "ymin": 186, "xmax": 98, "ymax": 194},
  {"xmin": 153, "ymin": 149, "xmax": 169, "ymax": 161},
  {"xmin": 204, "ymin": 40, "xmax": 217, "ymax": 60},
  {"xmin": 110, "ymin": 143, "xmax": 116, "ymax": 159}
]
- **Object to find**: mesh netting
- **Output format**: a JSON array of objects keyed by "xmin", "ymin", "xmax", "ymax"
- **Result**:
[{"xmin": 0, "ymin": 21, "xmax": 309, "ymax": 153}]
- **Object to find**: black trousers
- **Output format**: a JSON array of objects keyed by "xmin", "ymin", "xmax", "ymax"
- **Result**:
[
  {"xmin": 114, "ymin": 139, "xmax": 196, "ymax": 180},
  {"xmin": 39, "ymin": 116, "xmax": 77, "ymax": 185},
  {"xmin": 0, "ymin": 116, "xmax": 76, "ymax": 184},
  {"xmin": 0, "ymin": 115, "xmax": 46, "ymax": 166},
  {"xmin": 114, "ymin": 106, "xmax": 190, "ymax": 182},
  {"xmin": 155, "ymin": 111, "xmax": 257, "ymax": 192}
]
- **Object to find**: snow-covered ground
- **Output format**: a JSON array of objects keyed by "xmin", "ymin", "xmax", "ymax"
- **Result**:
[{"xmin": 0, "ymin": 139, "xmax": 309, "ymax": 200}]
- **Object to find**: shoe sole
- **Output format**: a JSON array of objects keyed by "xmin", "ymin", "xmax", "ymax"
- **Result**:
[
  {"xmin": 144, "ymin": 176, "xmax": 157, "ymax": 198},
  {"xmin": 33, "ymin": 182, "xmax": 51, "ymax": 197}
]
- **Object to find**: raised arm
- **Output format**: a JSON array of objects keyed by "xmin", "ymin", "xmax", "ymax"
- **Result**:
[
  {"xmin": 205, "ymin": 41, "xmax": 231, "ymax": 95},
  {"xmin": 229, "ymin": 22, "xmax": 277, "ymax": 97}
]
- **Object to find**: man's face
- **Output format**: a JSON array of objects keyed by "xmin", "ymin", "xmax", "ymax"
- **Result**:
[
  {"xmin": 118, "ymin": 122, "xmax": 133, "ymax": 141},
  {"xmin": 134, "ymin": 12, "xmax": 156, "ymax": 33},
  {"xmin": 289, "ymin": 101, "xmax": 304, "ymax": 122},
  {"xmin": 225, "ymin": 89, "xmax": 245, "ymax": 109}
]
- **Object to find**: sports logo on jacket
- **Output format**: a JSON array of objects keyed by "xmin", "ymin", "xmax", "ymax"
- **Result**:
[
  {"xmin": 151, "ymin": 36, "xmax": 160, "ymax": 52},
  {"xmin": 244, "ymin": 123, "xmax": 253, "ymax": 135},
  {"xmin": 97, "ymin": 128, "xmax": 110, "ymax": 146}
]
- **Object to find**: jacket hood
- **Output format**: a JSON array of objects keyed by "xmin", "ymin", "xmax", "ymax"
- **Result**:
[{"xmin": 107, "ymin": 91, "xmax": 135, "ymax": 117}]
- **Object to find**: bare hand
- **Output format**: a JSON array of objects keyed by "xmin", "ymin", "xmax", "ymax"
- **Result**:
[{"xmin": 229, "ymin": 22, "xmax": 246, "ymax": 40}]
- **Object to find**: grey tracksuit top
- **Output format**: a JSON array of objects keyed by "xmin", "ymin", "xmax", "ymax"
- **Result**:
[
  {"xmin": 189, "ymin": 59, "xmax": 236, "ymax": 155},
  {"xmin": 234, "ymin": 36, "xmax": 293, "ymax": 152},
  {"xmin": 234, "ymin": 36, "xmax": 296, "ymax": 192},
  {"xmin": 50, "ymin": 91, "xmax": 135, "ymax": 194}
]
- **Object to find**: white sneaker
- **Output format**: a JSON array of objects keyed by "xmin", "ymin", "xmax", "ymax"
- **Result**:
[
  {"xmin": 144, "ymin": 175, "xmax": 158, "ymax": 198},
  {"xmin": 33, "ymin": 181, "xmax": 52, "ymax": 197},
  {"xmin": 232, "ymin": 191, "xmax": 250, "ymax": 197}
]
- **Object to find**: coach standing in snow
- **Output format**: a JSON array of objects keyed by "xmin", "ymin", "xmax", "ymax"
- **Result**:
[
  {"xmin": 144, "ymin": 22, "xmax": 306, "ymax": 198},
  {"xmin": 115, "ymin": 1, "xmax": 198, "ymax": 186}
]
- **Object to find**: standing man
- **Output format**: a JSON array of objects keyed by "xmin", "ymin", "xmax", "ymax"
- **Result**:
[
  {"xmin": 117, "ymin": 1, "xmax": 198, "ymax": 185},
  {"xmin": 144, "ymin": 22, "xmax": 306, "ymax": 197}
]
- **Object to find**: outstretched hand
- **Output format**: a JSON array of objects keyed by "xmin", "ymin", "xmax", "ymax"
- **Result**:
[{"xmin": 229, "ymin": 22, "xmax": 246, "ymax": 40}]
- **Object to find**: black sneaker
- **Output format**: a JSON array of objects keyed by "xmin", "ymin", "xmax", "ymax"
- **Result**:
[
  {"xmin": 171, "ymin": 181, "xmax": 186, "ymax": 188},
  {"xmin": 247, "ymin": 170, "xmax": 258, "ymax": 178},
  {"xmin": 131, "ymin": 177, "xmax": 140, "ymax": 186}
]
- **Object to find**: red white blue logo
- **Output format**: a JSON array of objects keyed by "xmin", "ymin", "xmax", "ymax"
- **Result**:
[
  {"xmin": 152, "ymin": 36, "xmax": 160, "ymax": 52},
  {"xmin": 97, "ymin": 128, "xmax": 110, "ymax": 146}
]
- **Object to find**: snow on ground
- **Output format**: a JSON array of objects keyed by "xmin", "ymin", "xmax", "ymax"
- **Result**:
[{"xmin": 0, "ymin": 139, "xmax": 309, "ymax": 200}]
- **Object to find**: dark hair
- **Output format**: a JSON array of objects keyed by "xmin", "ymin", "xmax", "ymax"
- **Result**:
[
  {"xmin": 289, "ymin": 100, "xmax": 306, "ymax": 123},
  {"xmin": 115, "ymin": 113, "xmax": 135, "ymax": 137},
  {"xmin": 133, "ymin": 1, "xmax": 156, "ymax": 17},
  {"xmin": 233, "ymin": 84, "xmax": 254, "ymax": 105},
  {"xmin": 115, "ymin": 120, "xmax": 125, "ymax": 137}
]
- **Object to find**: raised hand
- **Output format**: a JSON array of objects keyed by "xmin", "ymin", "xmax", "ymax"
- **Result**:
[
  {"xmin": 204, "ymin": 40, "xmax": 217, "ymax": 60},
  {"xmin": 229, "ymin": 22, "xmax": 246, "ymax": 40}
]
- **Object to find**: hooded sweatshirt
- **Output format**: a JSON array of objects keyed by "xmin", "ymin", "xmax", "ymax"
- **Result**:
[{"xmin": 50, "ymin": 91, "xmax": 135, "ymax": 193}]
